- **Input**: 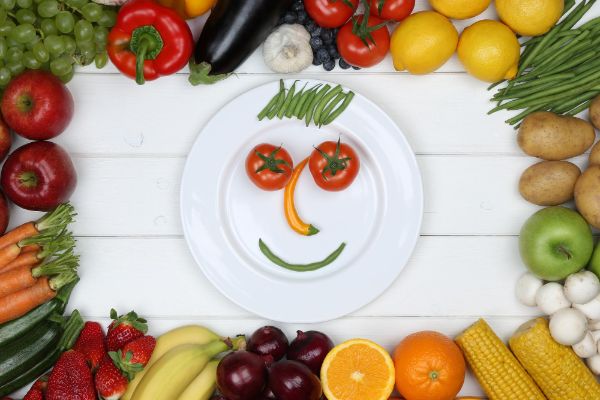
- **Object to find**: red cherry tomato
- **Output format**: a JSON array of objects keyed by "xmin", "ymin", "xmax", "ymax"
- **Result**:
[
  {"xmin": 246, "ymin": 144, "xmax": 294, "ymax": 191},
  {"xmin": 336, "ymin": 15, "xmax": 390, "ymax": 68},
  {"xmin": 309, "ymin": 139, "xmax": 360, "ymax": 191},
  {"xmin": 304, "ymin": 0, "xmax": 359, "ymax": 28},
  {"xmin": 369, "ymin": 0, "xmax": 415, "ymax": 21}
]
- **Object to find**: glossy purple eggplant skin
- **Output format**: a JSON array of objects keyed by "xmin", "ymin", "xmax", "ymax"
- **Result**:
[{"xmin": 194, "ymin": 0, "xmax": 293, "ymax": 74}]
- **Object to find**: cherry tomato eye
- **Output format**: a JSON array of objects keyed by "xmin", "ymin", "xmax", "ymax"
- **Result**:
[
  {"xmin": 309, "ymin": 139, "xmax": 360, "ymax": 191},
  {"xmin": 246, "ymin": 144, "xmax": 294, "ymax": 191}
]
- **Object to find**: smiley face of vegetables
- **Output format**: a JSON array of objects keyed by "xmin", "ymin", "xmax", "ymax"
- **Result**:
[
  {"xmin": 246, "ymin": 144, "xmax": 294, "ymax": 191},
  {"xmin": 309, "ymin": 139, "xmax": 360, "ymax": 191}
]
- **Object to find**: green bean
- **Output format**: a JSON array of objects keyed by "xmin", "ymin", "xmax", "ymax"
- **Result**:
[
  {"xmin": 258, "ymin": 239, "xmax": 346, "ymax": 272},
  {"xmin": 298, "ymin": 85, "xmax": 321, "ymax": 119},
  {"xmin": 318, "ymin": 92, "xmax": 346, "ymax": 126},
  {"xmin": 324, "ymin": 91, "xmax": 355, "ymax": 125},
  {"xmin": 566, "ymin": 98, "xmax": 593, "ymax": 115},
  {"xmin": 258, "ymin": 91, "xmax": 281, "ymax": 121},
  {"xmin": 506, "ymin": 105, "xmax": 547, "ymax": 126},
  {"xmin": 511, "ymin": 83, "xmax": 600, "ymax": 111},
  {"xmin": 552, "ymin": 90, "xmax": 600, "ymax": 113},
  {"xmin": 305, "ymin": 84, "xmax": 331, "ymax": 127},
  {"xmin": 531, "ymin": 30, "xmax": 591, "ymax": 71},
  {"xmin": 577, "ymin": 16, "xmax": 600, "ymax": 31},
  {"xmin": 267, "ymin": 81, "xmax": 286, "ymax": 119},
  {"xmin": 313, "ymin": 85, "xmax": 342, "ymax": 125},
  {"xmin": 286, "ymin": 83, "xmax": 307, "ymax": 118},
  {"xmin": 560, "ymin": 0, "xmax": 597, "ymax": 32},
  {"xmin": 278, "ymin": 80, "xmax": 298, "ymax": 119},
  {"xmin": 494, "ymin": 75, "xmax": 576, "ymax": 101},
  {"xmin": 293, "ymin": 85, "xmax": 315, "ymax": 117},
  {"xmin": 532, "ymin": 34, "xmax": 580, "ymax": 67}
]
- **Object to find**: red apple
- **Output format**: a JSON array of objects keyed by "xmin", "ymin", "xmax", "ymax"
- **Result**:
[
  {"xmin": 0, "ymin": 115, "xmax": 11, "ymax": 162},
  {"xmin": 1, "ymin": 141, "xmax": 77, "ymax": 211},
  {"xmin": 0, "ymin": 190, "xmax": 9, "ymax": 234},
  {"xmin": 1, "ymin": 70, "xmax": 74, "ymax": 140}
]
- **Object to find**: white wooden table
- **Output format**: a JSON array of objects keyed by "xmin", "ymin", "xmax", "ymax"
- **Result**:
[{"xmin": 10, "ymin": 1, "xmax": 600, "ymax": 396}]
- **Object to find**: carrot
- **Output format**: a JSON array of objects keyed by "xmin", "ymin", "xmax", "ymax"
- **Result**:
[
  {"xmin": 0, "ymin": 203, "xmax": 75, "ymax": 250},
  {"xmin": 0, "ymin": 244, "xmax": 23, "ymax": 270},
  {"xmin": 0, "ymin": 264, "xmax": 37, "ymax": 297},
  {"xmin": 0, "ymin": 271, "xmax": 78, "ymax": 324},
  {"xmin": 0, "ymin": 252, "xmax": 40, "ymax": 274},
  {"xmin": 21, "ymin": 244, "xmax": 41, "ymax": 254},
  {"xmin": 0, "ymin": 228, "xmax": 75, "ymax": 270},
  {"xmin": 0, "ymin": 251, "xmax": 77, "ymax": 298}
]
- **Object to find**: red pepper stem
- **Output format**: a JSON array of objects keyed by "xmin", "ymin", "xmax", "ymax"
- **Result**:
[{"xmin": 129, "ymin": 25, "xmax": 164, "ymax": 85}]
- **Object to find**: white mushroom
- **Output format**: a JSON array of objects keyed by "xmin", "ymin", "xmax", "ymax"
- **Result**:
[
  {"xmin": 263, "ymin": 24, "xmax": 313, "ymax": 73},
  {"xmin": 574, "ymin": 294, "xmax": 600, "ymax": 320},
  {"xmin": 564, "ymin": 270, "xmax": 600, "ymax": 304},
  {"xmin": 516, "ymin": 272, "xmax": 544, "ymax": 307},
  {"xmin": 573, "ymin": 331, "xmax": 597, "ymax": 358},
  {"xmin": 536, "ymin": 282, "xmax": 571, "ymax": 315},
  {"xmin": 587, "ymin": 354, "xmax": 600, "ymax": 375},
  {"xmin": 549, "ymin": 308, "xmax": 587, "ymax": 345},
  {"xmin": 590, "ymin": 320, "xmax": 600, "ymax": 331}
]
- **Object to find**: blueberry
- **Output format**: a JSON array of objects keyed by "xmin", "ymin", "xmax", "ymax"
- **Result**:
[
  {"xmin": 316, "ymin": 48, "xmax": 330, "ymax": 62},
  {"xmin": 352, "ymin": 65, "xmax": 361, "ymax": 70},
  {"xmin": 339, "ymin": 59, "xmax": 351, "ymax": 69},
  {"xmin": 310, "ymin": 26, "xmax": 322, "ymax": 37},
  {"xmin": 328, "ymin": 45, "xmax": 339, "ymax": 59},
  {"xmin": 305, "ymin": 20, "xmax": 317, "ymax": 32},
  {"xmin": 310, "ymin": 36, "xmax": 324, "ymax": 48},
  {"xmin": 321, "ymin": 29, "xmax": 333, "ymax": 41},
  {"xmin": 313, "ymin": 53, "xmax": 323, "ymax": 65},
  {"xmin": 292, "ymin": 1, "xmax": 304, "ymax": 11},
  {"xmin": 323, "ymin": 60, "xmax": 335, "ymax": 71},
  {"xmin": 283, "ymin": 12, "xmax": 297, "ymax": 23},
  {"xmin": 297, "ymin": 11, "xmax": 308, "ymax": 23}
]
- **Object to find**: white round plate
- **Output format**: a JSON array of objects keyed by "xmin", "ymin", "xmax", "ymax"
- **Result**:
[{"xmin": 181, "ymin": 79, "xmax": 423, "ymax": 323}]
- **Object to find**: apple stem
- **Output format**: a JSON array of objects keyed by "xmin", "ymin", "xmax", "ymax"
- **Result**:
[
  {"xmin": 18, "ymin": 171, "xmax": 38, "ymax": 188},
  {"xmin": 557, "ymin": 245, "xmax": 573, "ymax": 260}
]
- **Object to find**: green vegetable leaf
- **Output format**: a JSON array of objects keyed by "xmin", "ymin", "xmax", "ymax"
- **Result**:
[{"xmin": 188, "ymin": 61, "xmax": 230, "ymax": 86}]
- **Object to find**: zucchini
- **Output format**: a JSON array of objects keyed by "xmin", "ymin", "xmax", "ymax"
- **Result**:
[
  {"xmin": 0, "ymin": 280, "xmax": 77, "ymax": 346},
  {"xmin": 0, "ymin": 321, "xmax": 61, "ymax": 385},
  {"xmin": 0, "ymin": 347, "xmax": 60, "ymax": 397}
]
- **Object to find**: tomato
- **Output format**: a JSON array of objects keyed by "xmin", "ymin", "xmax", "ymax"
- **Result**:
[
  {"xmin": 304, "ymin": 0, "xmax": 359, "ymax": 28},
  {"xmin": 246, "ymin": 144, "xmax": 294, "ymax": 191},
  {"xmin": 337, "ymin": 15, "xmax": 390, "ymax": 68},
  {"xmin": 369, "ymin": 0, "xmax": 415, "ymax": 21},
  {"xmin": 309, "ymin": 139, "xmax": 360, "ymax": 191}
]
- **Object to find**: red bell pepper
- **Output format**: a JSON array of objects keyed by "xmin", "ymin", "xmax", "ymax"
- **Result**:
[{"xmin": 107, "ymin": 0, "xmax": 193, "ymax": 84}]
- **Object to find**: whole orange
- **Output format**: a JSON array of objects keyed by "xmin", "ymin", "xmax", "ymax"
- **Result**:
[{"xmin": 393, "ymin": 331, "xmax": 466, "ymax": 400}]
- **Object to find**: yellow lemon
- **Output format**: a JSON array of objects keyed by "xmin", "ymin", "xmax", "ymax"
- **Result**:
[
  {"xmin": 390, "ymin": 11, "xmax": 458, "ymax": 75},
  {"xmin": 430, "ymin": 0, "xmax": 491, "ymax": 20},
  {"xmin": 457, "ymin": 20, "xmax": 521, "ymax": 82},
  {"xmin": 496, "ymin": 0, "xmax": 563, "ymax": 36}
]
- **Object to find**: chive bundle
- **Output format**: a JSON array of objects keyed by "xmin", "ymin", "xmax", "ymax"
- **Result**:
[
  {"xmin": 258, "ymin": 80, "xmax": 355, "ymax": 127},
  {"xmin": 489, "ymin": 0, "xmax": 600, "ymax": 126}
]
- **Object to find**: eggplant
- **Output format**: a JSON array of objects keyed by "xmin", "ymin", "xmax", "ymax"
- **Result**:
[{"xmin": 194, "ymin": 0, "xmax": 293, "ymax": 75}]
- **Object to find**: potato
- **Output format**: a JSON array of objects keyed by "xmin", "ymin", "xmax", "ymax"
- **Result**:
[
  {"xmin": 589, "ymin": 141, "xmax": 600, "ymax": 166},
  {"xmin": 519, "ymin": 161, "xmax": 581, "ymax": 206},
  {"xmin": 575, "ymin": 165, "xmax": 600, "ymax": 228},
  {"xmin": 591, "ymin": 95, "xmax": 600, "ymax": 130},
  {"xmin": 518, "ymin": 112, "xmax": 595, "ymax": 160}
]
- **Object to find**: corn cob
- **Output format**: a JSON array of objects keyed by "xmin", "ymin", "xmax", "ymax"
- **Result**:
[
  {"xmin": 455, "ymin": 319, "xmax": 546, "ymax": 400},
  {"xmin": 510, "ymin": 317, "xmax": 600, "ymax": 400}
]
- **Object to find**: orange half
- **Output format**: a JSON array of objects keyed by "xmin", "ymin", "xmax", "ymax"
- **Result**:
[{"xmin": 321, "ymin": 339, "xmax": 395, "ymax": 400}]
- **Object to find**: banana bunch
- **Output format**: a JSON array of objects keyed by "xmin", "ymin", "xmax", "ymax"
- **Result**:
[{"xmin": 122, "ymin": 325, "xmax": 241, "ymax": 400}]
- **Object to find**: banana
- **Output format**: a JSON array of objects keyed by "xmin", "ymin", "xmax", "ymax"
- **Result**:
[
  {"xmin": 131, "ymin": 339, "xmax": 242, "ymax": 400},
  {"xmin": 123, "ymin": 325, "xmax": 220, "ymax": 400},
  {"xmin": 178, "ymin": 360, "xmax": 219, "ymax": 400}
]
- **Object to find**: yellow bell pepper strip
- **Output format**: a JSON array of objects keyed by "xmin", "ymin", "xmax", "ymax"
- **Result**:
[
  {"xmin": 157, "ymin": 0, "xmax": 215, "ymax": 19},
  {"xmin": 284, "ymin": 158, "xmax": 319, "ymax": 236}
]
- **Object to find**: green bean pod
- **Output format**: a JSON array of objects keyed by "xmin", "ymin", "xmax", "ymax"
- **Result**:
[
  {"xmin": 324, "ymin": 91, "xmax": 355, "ymax": 125},
  {"xmin": 259, "ymin": 239, "xmax": 346, "ymax": 272},
  {"xmin": 318, "ymin": 92, "xmax": 346, "ymax": 126},
  {"xmin": 278, "ymin": 81, "xmax": 298, "ymax": 119},
  {"xmin": 313, "ymin": 85, "xmax": 343, "ymax": 125},
  {"xmin": 305, "ymin": 84, "xmax": 331, "ymax": 126}
]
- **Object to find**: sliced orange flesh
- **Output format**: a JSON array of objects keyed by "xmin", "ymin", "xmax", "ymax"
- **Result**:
[{"xmin": 321, "ymin": 339, "xmax": 395, "ymax": 400}]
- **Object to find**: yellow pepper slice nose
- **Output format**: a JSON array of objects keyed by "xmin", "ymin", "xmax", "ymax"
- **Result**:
[{"xmin": 284, "ymin": 158, "xmax": 319, "ymax": 236}]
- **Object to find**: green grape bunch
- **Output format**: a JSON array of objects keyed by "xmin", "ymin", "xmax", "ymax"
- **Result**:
[{"xmin": 0, "ymin": 0, "xmax": 116, "ymax": 86}]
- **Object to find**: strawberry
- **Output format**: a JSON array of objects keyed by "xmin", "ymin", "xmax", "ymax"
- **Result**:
[
  {"xmin": 47, "ymin": 350, "xmax": 96, "ymax": 400},
  {"xmin": 31, "ymin": 374, "xmax": 49, "ymax": 392},
  {"xmin": 73, "ymin": 321, "xmax": 107, "ymax": 371},
  {"xmin": 23, "ymin": 389, "xmax": 43, "ymax": 400},
  {"xmin": 111, "ymin": 335, "xmax": 156, "ymax": 380},
  {"xmin": 95, "ymin": 356, "xmax": 129, "ymax": 400},
  {"xmin": 106, "ymin": 309, "xmax": 148, "ymax": 351}
]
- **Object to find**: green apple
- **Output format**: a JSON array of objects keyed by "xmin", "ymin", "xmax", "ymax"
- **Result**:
[
  {"xmin": 519, "ymin": 206, "xmax": 593, "ymax": 281},
  {"xmin": 588, "ymin": 243, "xmax": 600, "ymax": 279}
]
